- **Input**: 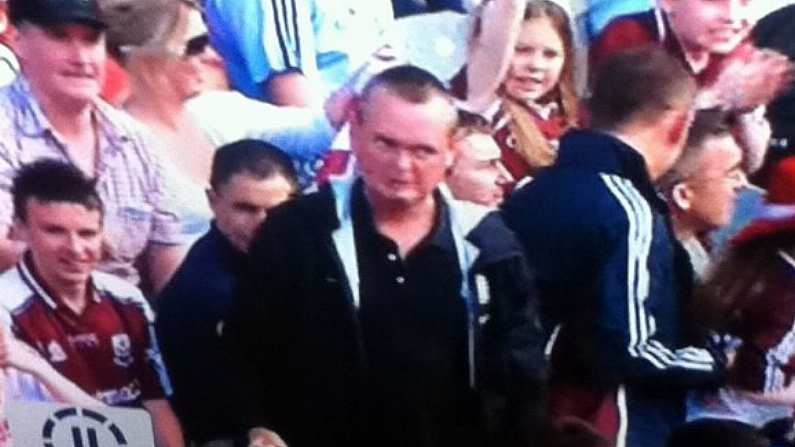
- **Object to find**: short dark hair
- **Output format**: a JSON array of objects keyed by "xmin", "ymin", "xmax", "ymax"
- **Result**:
[
  {"xmin": 12, "ymin": 159, "xmax": 103, "ymax": 222},
  {"xmin": 667, "ymin": 420, "xmax": 769, "ymax": 447},
  {"xmin": 453, "ymin": 109, "xmax": 491, "ymax": 140},
  {"xmin": 209, "ymin": 139, "xmax": 299, "ymax": 192},
  {"xmin": 590, "ymin": 46, "xmax": 696, "ymax": 130},
  {"xmin": 357, "ymin": 65, "xmax": 457, "ymax": 134},
  {"xmin": 360, "ymin": 65, "xmax": 451, "ymax": 106},
  {"xmin": 658, "ymin": 109, "xmax": 737, "ymax": 191}
]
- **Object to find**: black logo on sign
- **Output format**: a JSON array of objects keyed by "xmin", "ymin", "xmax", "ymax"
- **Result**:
[{"xmin": 42, "ymin": 407, "xmax": 128, "ymax": 447}]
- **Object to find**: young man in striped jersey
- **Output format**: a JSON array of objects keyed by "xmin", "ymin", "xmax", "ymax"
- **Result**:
[
  {"xmin": 0, "ymin": 160, "xmax": 184, "ymax": 447},
  {"xmin": 502, "ymin": 47, "xmax": 727, "ymax": 447}
]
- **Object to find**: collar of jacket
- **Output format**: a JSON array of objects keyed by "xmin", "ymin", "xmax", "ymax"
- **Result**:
[
  {"xmin": 330, "ymin": 178, "xmax": 492, "ymax": 388},
  {"xmin": 325, "ymin": 177, "xmax": 491, "ymax": 310},
  {"xmin": 556, "ymin": 129, "xmax": 670, "ymax": 212}
]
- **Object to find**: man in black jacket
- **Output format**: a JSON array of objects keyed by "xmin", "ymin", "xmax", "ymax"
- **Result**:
[
  {"xmin": 155, "ymin": 140, "xmax": 299, "ymax": 446},
  {"xmin": 228, "ymin": 65, "xmax": 546, "ymax": 447}
]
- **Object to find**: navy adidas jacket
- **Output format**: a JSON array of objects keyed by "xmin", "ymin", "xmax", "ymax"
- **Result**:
[{"xmin": 502, "ymin": 130, "xmax": 724, "ymax": 447}]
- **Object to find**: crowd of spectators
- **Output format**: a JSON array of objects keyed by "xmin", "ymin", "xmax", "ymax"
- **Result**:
[{"xmin": 0, "ymin": 0, "xmax": 793, "ymax": 447}]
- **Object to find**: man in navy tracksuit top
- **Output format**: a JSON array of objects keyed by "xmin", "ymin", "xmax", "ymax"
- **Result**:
[{"xmin": 502, "ymin": 48, "xmax": 726, "ymax": 447}]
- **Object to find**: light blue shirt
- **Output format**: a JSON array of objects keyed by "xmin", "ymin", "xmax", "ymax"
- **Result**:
[{"xmin": 205, "ymin": 0, "xmax": 351, "ymax": 101}]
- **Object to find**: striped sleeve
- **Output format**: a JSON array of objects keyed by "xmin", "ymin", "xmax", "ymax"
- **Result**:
[
  {"xmin": 595, "ymin": 174, "xmax": 715, "ymax": 379},
  {"xmin": 261, "ymin": 0, "xmax": 317, "ymax": 75}
]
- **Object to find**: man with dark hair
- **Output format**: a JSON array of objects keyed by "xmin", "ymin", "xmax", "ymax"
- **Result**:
[
  {"xmin": 156, "ymin": 140, "xmax": 299, "ymax": 446},
  {"xmin": 0, "ymin": 159, "xmax": 184, "ymax": 447},
  {"xmin": 658, "ymin": 110, "xmax": 747, "ymax": 278},
  {"xmin": 447, "ymin": 110, "xmax": 512, "ymax": 207},
  {"xmin": 502, "ymin": 47, "xmax": 725, "ymax": 447},
  {"xmin": 228, "ymin": 65, "xmax": 545, "ymax": 447},
  {"xmin": 0, "ymin": 0, "xmax": 184, "ymax": 292}
]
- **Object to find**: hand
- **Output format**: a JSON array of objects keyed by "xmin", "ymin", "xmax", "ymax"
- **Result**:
[
  {"xmin": 324, "ymin": 85, "xmax": 355, "ymax": 130},
  {"xmin": 739, "ymin": 380, "xmax": 795, "ymax": 406},
  {"xmin": 700, "ymin": 46, "xmax": 794, "ymax": 111},
  {"xmin": 248, "ymin": 427, "xmax": 287, "ymax": 447}
]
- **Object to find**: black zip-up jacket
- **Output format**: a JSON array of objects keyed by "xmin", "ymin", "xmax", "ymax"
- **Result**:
[{"xmin": 225, "ymin": 180, "xmax": 546, "ymax": 447}]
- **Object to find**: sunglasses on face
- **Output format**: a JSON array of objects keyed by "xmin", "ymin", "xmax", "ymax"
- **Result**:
[{"xmin": 184, "ymin": 34, "xmax": 210, "ymax": 57}]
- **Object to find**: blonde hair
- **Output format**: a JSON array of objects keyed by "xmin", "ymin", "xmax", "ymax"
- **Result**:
[{"xmin": 123, "ymin": 0, "xmax": 201, "ymax": 98}]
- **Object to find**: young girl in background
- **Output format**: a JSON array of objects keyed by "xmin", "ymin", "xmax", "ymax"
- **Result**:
[{"xmin": 455, "ymin": 0, "xmax": 579, "ymax": 186}]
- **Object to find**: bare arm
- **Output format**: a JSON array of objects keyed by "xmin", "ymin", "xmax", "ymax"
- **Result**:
[
  {"xmin": 465, "ymin": 0, "xmax": 525, "ymax": 112},
  {"xmin": 146, "ymin": 244, "xmax": 186, "ymax": 296},
  {"xmin": 0, "ymin": 326, "xmax": 101, "ymax": 407},
  {"xmin": 143, "ymin": 399, "xmax": 185, "ymax": 447},
  {"xmin": 266, "ymin": 72, "xmax": 323, "ymax": 107}
]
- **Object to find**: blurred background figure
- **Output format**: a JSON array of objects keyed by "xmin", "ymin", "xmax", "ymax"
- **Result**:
[
  {"xmin": 122, "ymin": 0, "xmax": 345, "ymax": 242},
  {"xmin": 204, "ymin": 0, "xmax": 393, "ymax": 106}
]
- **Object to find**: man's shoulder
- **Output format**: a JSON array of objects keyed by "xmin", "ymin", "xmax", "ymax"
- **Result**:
[
  {"xmin": 92, "ymin": 271, "xmax": 153, "ymax": 318},
  {"xmin": 266, "ymin": 185, "xmax": 337, "ymax": 232},
  {"xmin": 93, "ymin": 99, "xmax": 154, "ymax": 143},
  {"xmin": 159, "ymin": 233, "xmax": 234, "ymax": 298},
  {"xmin": 503, "ymin": 169, "xmax": 634, "ymax": 240},
  {"xmin": 0, "ymin": 267, "xmax": 36, "ymax": 314}
]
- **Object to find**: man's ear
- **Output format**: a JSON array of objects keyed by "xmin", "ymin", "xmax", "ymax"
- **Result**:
[{"xmin": 671, "ymin": 183, "xmax": 692, "ymax": 211}]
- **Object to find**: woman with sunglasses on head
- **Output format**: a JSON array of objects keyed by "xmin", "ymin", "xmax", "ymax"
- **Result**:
[{"xmin": 122, "ymin": 0, "xmax": 348, "ymax": 244}]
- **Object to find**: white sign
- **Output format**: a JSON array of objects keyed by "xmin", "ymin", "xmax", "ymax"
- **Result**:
[{"xmin": 6, "ymin": 400, "xmax": 155, "ymax": 446}]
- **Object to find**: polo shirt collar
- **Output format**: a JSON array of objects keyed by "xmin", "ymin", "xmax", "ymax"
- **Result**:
[
  {"xmin": 351, "ymin": 179, "xmax": 455, "ymax": 254},
  {"xmin": 17, "ymin": 252, "xmax": 102, "ymax": 310}
]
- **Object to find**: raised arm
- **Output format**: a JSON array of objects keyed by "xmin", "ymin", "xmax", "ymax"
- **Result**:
[{"xmin": 465, "ymin": 0, "xmax": 526, "ymax": 112}]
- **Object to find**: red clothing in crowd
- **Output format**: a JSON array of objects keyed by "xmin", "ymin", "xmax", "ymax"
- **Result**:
[
  {"xmin": 101, "ymin": 57, "xmax": 131, "ymax": 107},
  {"xmin": 590, "ymin": 9, "xmax": 754, "ymax": 89}
]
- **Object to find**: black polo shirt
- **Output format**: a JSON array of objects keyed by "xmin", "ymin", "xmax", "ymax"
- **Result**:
[{"xmin": 351, "ymin": 182, "xmax": 479, "ymax": 446}]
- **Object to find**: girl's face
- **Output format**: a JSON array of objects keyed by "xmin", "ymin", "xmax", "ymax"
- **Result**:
[{"xmin": 503, "ymin": 17, "xmax": 566, "ymax": 103}]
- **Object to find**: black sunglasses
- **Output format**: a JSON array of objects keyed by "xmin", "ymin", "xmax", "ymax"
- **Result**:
[{"xmin": 184, "ymin": 34, "xmax": 210, "ymax": 57}]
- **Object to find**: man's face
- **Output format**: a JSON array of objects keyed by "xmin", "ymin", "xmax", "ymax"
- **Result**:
[
  {"xmin": 15, "ymin": 199, "xmax": 103, "ymax": 290},
  {"xmin": 15, "ymin": 23, "xmax": 106, "ymax": 106},
  {"xmin": 676, "ymin": 135, "xmax": 746, "ymax": 231},
  {"xmin": 350, "ymin": 88, "xmax": 457, "ymax": 209},
  {"xmin": 447, "ymin": 132, "xmax": 511, "ymax": 207},
  {"xmin": 208, "ymin": 173, "xmax": 295, "ymax": 253},
  {"xmin": 663, "ymin": 0, "xmax": 752, "ymax": 54}
]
